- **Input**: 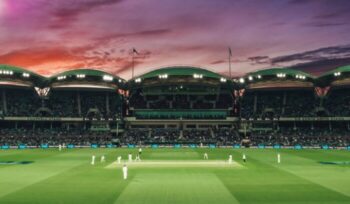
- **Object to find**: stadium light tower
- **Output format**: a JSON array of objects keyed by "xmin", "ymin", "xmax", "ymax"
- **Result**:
[
  {"xmin": 228, "ymin": 47, "xmax": 232, "ymax": 78},
  {"xmin": 132, "ymin": 48, "xmax": 139, "ymax": 78}
]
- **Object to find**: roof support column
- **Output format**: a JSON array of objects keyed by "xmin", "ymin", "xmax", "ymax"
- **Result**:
[
  {"xmin": 282, "ymin": 92, "xmax": 287, "ymax": 115},
  {"xmin": 77, "ymin": 92, "xmax": 81, "ymax": 116},
  {"xmin": 2, "ymin": 89, "xmax": 7, "ymax": 115},
  {"xmin": 253, "ymin": 93, "xmax": 257, "ymax": 114},
  {"xmin": 106, "ymin": 92, "xmax": 110, "ymax": 116}
]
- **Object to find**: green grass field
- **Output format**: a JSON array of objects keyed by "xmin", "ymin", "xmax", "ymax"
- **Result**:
[{"xmin": 0, "ymin": 148, "xmax": 350, "ymax": 204}]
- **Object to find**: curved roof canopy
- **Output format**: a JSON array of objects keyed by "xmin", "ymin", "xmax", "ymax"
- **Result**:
[
  {"xmin": 50, "ymin": 69, "xmax": 123, "ymax": 80},
  {"xmin": 246, "ymin": 68, "xmax": 314, "ymax": 79},
  {"xmin": 128, "ymin": 66, "xmax": 231, "ymax": 89},
  {"xmin": 135, "ymin": 66, "xmax": 225, "ymax": 80},
  {"xmin": 49, "ymin": 68, "xmax": 126, "ymax": 89},
  {"xmin": 239, "ymin": 68, "xmax": 314, "ymax": 89},
  {"xmin": 0, "ymin": 64, "xmax": 45, "ymax": 87},
  {"xmin": 317, "ymin": 65, "xmax": 350, "ymax": 87}
]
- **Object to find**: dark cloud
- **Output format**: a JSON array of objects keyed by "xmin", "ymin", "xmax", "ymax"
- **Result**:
[
  {"xmin": 270, "ymin": 44, "xmax": 350, "ymax": 65},
  {"xmin": 248, "ymin": 56, "xmax": 270, "ymax": 65},
  {"xmin": 94, "ymin": 29, "xmax": 172, "ymax": 43},
  {"xmin": 288, "ymin": 0, "xmax": 313, "ymax": 5},
  {"xmin": 244, "ymin": 44, "xmax": 350, "ymax": 76},
  {"xmin": 288, "ymin": 58, "xmax": 350, "ymax": 76},
  {"xmin": 303, "ymin": 22, "xmax": 347, "ymax": 28},
  {"xmin": 313, "ymin": 10, "xmax": 349, "ymax": 20},
  {"xmin": 210, "ymin": 60, "xmax": 226, "ymax": 65},
  {"xmin": 49, "ymin": 0, "xmax": 123, "ymax": 29}
]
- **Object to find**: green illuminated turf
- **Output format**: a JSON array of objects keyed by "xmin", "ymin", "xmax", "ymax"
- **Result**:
[{"xmin": 0, "ymin": 148, "xmax": 349, "ymax": 203}]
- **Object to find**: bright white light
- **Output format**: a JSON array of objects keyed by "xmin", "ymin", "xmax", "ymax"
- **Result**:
[
  {"xmin": 57, "ymin": 76, "xmax": 66, "ymax": 80},
  {"xmin": 239, "ymin": 78, "xmax": 245, "ymax": 84},
  {"xmin": 248, "ymin": 76, "xmax": 253, "ymax": 81},
  {"xmin": 76, "ymin": 74, "xmax": 85, "ymax": 79},
  {"xmin": 22, "ymin": 73, "xmax": 30, "ymax": 78},
  {"xmin": 334, "ymin": 72, "xmax": 341, "ymax": 77},
  {"xmin": 158, "ymin": 74, "xmax": 168, "ymax": 79},
  {"xmin": 220, "ymin": 77, "xmax": 227, "ymax": 82},
  {"xmin": 277, "ymin": 73, "xmax": 286, "ymax": 78},
  {"xmin": 257, "ymin": 75, "xmax": 262, "ymax": 79},
  {"xmin": 0, "ymin": 70, "xmax": 14, "ymax": 76},
  {"xmin": 135, "ymin": 78, "xmax": 142, "ymax": 83},
  {"xmin": 193, "ymin": 74, "xmax": 203, "ymax": 79},
  {"xmin": 103, "ymin": 75, "xmax": 113, "ymax": 81}
]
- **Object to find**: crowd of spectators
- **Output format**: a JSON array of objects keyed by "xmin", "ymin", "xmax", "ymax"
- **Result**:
[
  {"xmin": 241, "ymin": 90, "xmax": 316, "ymax": 119},
  {"xmin": 129, "ymin": 91, "xmax": 233, "ymax": 110},
  {"xmin": 324, "ymin": 89, "xmax": 350, "ymax": 116},
  {"xmin": 248, "ymin": 127, "xmax": 350, "ymax": 147},
  {"xmin": 4, "ymin": 89, "xmax": 42, "ymax": 117},
  {"xmin": 0, "ymin": 89, "xmax": 122, "ymax": 118},
  {"xmin": 0, "ymin": 128, "xmax": 112, "ymax": 146},
  {"xmin": 1, "ymin": 126, "xmax": 349, "ymax": 147}
]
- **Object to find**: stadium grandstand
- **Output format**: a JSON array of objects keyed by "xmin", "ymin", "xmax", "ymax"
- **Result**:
[{"xmin": 0, "ymin": 64, "xmax": 349, "ymax": 148}]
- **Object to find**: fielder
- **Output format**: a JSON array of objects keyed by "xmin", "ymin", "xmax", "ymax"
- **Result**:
[
  {"xmin": 135, "ymin": 153, "xmax": 141, "ymax": 162},
  {"xmin": 101, "ymin": 155, "xmax": 105, "ymax": 163},
  {"xmin": 58, "ymin": 144, "xmax": 62, "ymax": 151},
  {"xmin": 91, "ymin": 155, "xmax": 96, "ymax": 165},
  {"xmin": 128, "ymin": 153, "xmax": 132, "ymax": 162},
  {"xmin": 204, "ymin": 152, "xmax": 208, "ymax": 160},
  {"xmin": 277, "ymin": 153, "xmax": 281, "ymax": 164},
  {"xmin": 243, "ymin": 153, "xmax": 246, "ymax": 162},
  {"xmin": 122, "ymin": 164, "xmax": 128, "ymax": 180},
  {"xmin": 138, "ymin": 147, "xmax": 142, "ymax": 155},
  {"xmin": 228, "ymin": 154, "xmax": 233, "ymax": 164},
  {"xmin": 117, "ymin": 156, "xmax": 122, "ymax": 164}
]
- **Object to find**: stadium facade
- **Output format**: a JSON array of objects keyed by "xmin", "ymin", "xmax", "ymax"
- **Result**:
[{"xmin": 0, "ymin": 64, "xmax": 350, "ymax": 148}]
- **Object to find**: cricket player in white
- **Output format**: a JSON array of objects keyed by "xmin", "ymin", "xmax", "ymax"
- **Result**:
[
  {"xmin": 243, "ymin": 154, "xmax": 246, "ymax": 162},
  {"xmin": 117, "ymin": 156, "xmax": 122, "ymax": 164},
  {"xmin": 138, "ymin": 148, "xmax": 142, "ymax": 155},
  {"xmin": 122, "ymin": 164, "xmax": 128, "ymax": 180},
  {"xmin": 277, "ymin": 153, "xmax": 281, "ymax": 164},
  {"xmin": 128, "ymin": 153, "xmax": 132, "ymax": 162},
  {"xmin": 91, "ymin": 155, "xmax": 96, "ymax": 165},
  {"xmin": 58, "ymin": 144, "xmax": 62, "ymax": 151},
  {"xmin": 204, "ymin": 153, "xmax": 208, "ymax": 160},
  {"xmin": 135, "ymin": 153, "xmax": 141, "ymax": 162},
  {"xmin": 101, "ymin": 155, "xmax": 105, "ymax": 163},
  {"xmin": 228, "ymin": 154, "xmax": 233, "ymax": 164}
]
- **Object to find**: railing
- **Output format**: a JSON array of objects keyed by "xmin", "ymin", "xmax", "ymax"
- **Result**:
[{"xmin": 133, "ymin": 109, "xmax": 229, "ymax": 119}]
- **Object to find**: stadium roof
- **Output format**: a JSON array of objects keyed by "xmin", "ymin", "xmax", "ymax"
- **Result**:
[
  {"xmin": 128, "ymin": 66, "xmax": 232, "ymax": 89},
  {"xmin": 50, "ymin": 69, "xmax": 123, "ymax": 80},
  {"xmin": 0, "ymin": 64, "xmax": 45, "ymax": 86},
  {"xmin": 246, "ymin": 67, "xmax": 314, "ymax": 78},
  {"xmin": 49, "ymin": 68, "xmax": 126, "ymax": 90},
  {"xmin": 135, "ymin": 66, "xmax": 224, "ymax": 80},
  {"xmin": 239, "ymin": 67, "xmax": 315, "ymax": 89},
  {"xmin": 317, "ymin": 65, "xmax": 350, "ymax": 87}
]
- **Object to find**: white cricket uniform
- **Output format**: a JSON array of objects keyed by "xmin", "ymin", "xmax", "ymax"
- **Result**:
[
  {"xmin": 128, "ymin": 154, "xmax": 132, "ymax": 162},
  {"xmin": 204, "ymin": 153, "xmax": 208, "ymax": 159},
  {"xmin": 243, "ymin": 154, "xmax": 246, "ymax": 162},
  {"xmin": 59, "ymin": 144, "xmax": 62, "ymax": 151},
  {"xmin": 228, "ymin": 155, "xmax": 233, "ymax": 164},
  {"xmin": 91, "ymin": 155, "xmax": 95, "ymax": 165},
  {"xmin": 101, "ymin": 155, "xmax": 105, "ymax": 163},
  {"xmin": 122, "ymin": 166, "xmax": 128, "ymax": 179},
  {"xmin": 117, "ymin": 156, "xmax": 122, "ymax": 164},
  {"xmin": 277, "ymin": 154, "xmax": 281, "ymax": 164},
  {"xmin": 135, "ymin": 154, "xmax": 141, "ymax": 162}
]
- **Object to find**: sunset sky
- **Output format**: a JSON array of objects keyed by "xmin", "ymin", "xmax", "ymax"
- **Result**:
[{"xmin": 0, "ymin": 0, "xmax": 350, "ymax": 79}]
